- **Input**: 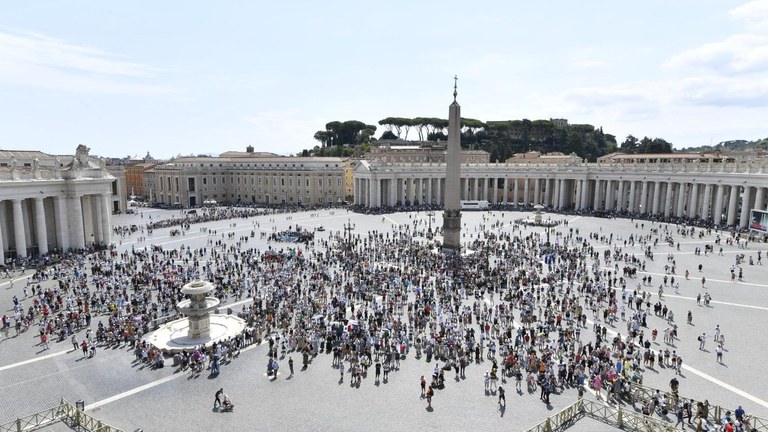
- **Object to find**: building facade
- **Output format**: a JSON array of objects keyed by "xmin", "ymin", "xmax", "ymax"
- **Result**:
[
  {"xmin": 125, "ymin": 162, "xmax": 156, "ymax": 200},
  {"xmin": 353, "ymin": 152, "xmax": 768, "ymax": 229},
  {"xmin": 149, "ymin": 155, "xmax": 347, "ymax": 207},
  {"xmin": 0, "ymin": 146, "xmax": 116, "ymax": 261}
]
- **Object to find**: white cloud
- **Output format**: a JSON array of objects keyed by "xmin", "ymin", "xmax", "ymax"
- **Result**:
[
  {"xmin": 666, "ymin": 33, "xmax": 768, "ymax": 75},
  {"xmin": 0, "ymin": 29, "xmax": 177, "ymax": 95},
  {"xmin": 729, "ymin": 0, "xmax": 768, "ymax": 32},
  {"xmin": 675, "ymin": 75, "xmax": 768, "ymax": 107},
  {"xmin": 571, "ymin": 59, "xmax": 606, "ymax": 69}
]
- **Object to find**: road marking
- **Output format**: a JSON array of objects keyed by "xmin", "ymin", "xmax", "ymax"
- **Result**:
[
  {"xmin": 585, "ymin": 317, "xmax": 768, "ymax": 410},
  {"xmin": 0, "ymin": 348, "xmax": 70, "ymax": 372},
  {"xmin": 85, "ymin": 372, "xmax": 186, "ymax": 411},
  {"xmin": 0, "ymin": 273, "xmax": 32, "ymax": 289},
  {"xmin": 603, "ymin": 268, "xmax": 768, "ymax": 289},
  {"xmin": 85, "ymin": 343, "xmax": 262, "ymax": 411},
  {"xmin": 665, "ymin": 294, "xmax": 768, "ymax": 311}
]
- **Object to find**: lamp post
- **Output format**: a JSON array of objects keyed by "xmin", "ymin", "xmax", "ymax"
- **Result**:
[{"xmin": 344, "ymin": 219, "xmax": 355, "ymax": 243}]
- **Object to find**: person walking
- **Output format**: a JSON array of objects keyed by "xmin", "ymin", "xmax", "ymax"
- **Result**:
[
  {"xmin": 426, "ymin": 385, "xmax": 433, "ymax": 408},
  {"xmin": 716, "ymin": 344, "xmax": 723, "ymax": 363},
  {"xmin": 420, "ymin": 376, "xmax": 426, "ymax": 397},
  {"xmin": 698, "ymin": 333, "xmax": 706, "ymax": 350},
  {"xmin": 288, "ymin": 356, "xmax": 294, "ymax": 376},
  {"xmin": 214, "ymin": 388, "xmax": 224, "ymax": 408},
  {"xmin": 339, "ymin": 362, "xmax": 345, "ymax": 382},
  {"xmin": 498, "ymin": 386, "xmax": 506, "ymax": 406}
]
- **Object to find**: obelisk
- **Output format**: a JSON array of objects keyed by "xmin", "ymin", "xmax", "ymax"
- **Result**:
[{"xmin": 443, "ymin": 76, "xmax": 462, "ymax": 251}]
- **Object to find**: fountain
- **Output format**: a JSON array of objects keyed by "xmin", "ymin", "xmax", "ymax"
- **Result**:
[
  {"xmin": 142, "ymin": 279, "xmax": 246, "ymax": 353},
  {"xmin": 517, "ymin": 204, "xmax": 559, "ymax": 228}
]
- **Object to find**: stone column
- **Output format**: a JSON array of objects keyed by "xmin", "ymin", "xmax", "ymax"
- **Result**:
[
  {"xmin": 740, "ymin": 186, "xmax": 753, "ymax": 228},
  {"xmin": 101, "ymin": 193, "xmax": 112, "ymax": 245},
  {"xmin": 69, "ymin": 195, "xmax": 84, "ymax": 249},
  {"xmin": 628, "ymin": 181, "xmax": 637, "ymax": 213},
  {"xmin": 426, "ymin": 178, "xmax": 433, "ymax": 204},
  {"xmin": 53, "ymin": 196, "xmax": 69, "ymax": 251},
  {"xmin": 34, "ymin": 197, "xmax": 48, "ymax": 255},
  {"xmin": 576, "ymin": 180, "xmax": 582, "ymax": 210},
  {"xmin": 542, "ymin": 179, "xmax": 550, "ymax": 207},
  {"xmin": 701, "ymin": 184, "xmax": 712, "ymax": 220},
  {"xmin": 727, "ymin": 185, "xmax": 739, "ymax": 226},
  {"xmin": 652, "ymin": 182, "xmax": 661, "ymax": 214},
  {"xmin": 605, "ymin": 180, "xmax": 616, "ymax": 210},
  {"xmin": 503, "ymin": 178, "xmax": 508, "ymax": 204},
  {"xmin": 664, "ymin": 183, "xmax": 674, "ymax": 217},
  {"xmin": 523, "ymin": 178, "xmax": 530, "ymax": 206},
  {"xmin": 713, "ymin": 184, "xmax": 725, "ymax": 225},
  {"xmin": 688, "ymin": 183, "xmax": 699, "ymax": 217},
  {"xmin": 513, "ymin": 179, "xmax": 520, "ymax": 206},
  {"xmin": 675, "ymin": 183, "xmax": 686, "ymax": 217},
  {"xmin": 558, "ymin": 179, "xmax": 566, "ymax": 209},
  {"xmin": 639, "ymin": 181, "xmax": 648, "ymax": 214},
  {"xmin": 755, "ymin": 187, "xmax": 766, "ymax": 211},
  {"xmin": 0, "ymin": 201, "xmax": 4, "ymax": 263},
  {"xmin": 533, "ymin": 177, "xmax": 548, "ymax": 205},
  {"xmin": 593, "ymin": 180, "xmax": 602, "ymax": 210},
  {"xmin": 581, "ymin": 179, "xmax": 589, "ymax": 209},
  {"xmin": 617, "ymin": 180, "xmax": 625, "ymax": 211},
  {"xmin": 12, "ymin": 199, "xmax": 27, "ymax": 258}
]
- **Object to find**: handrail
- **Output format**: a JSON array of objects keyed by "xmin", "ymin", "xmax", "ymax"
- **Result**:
[
  {"xmin": 623, "ymin": 381, "xmax": 768, "ymax": 431},
  {"xmin": 0, "ymin": 404, "xmax": 64, "ymax": 432},
  {"xmin": 0, "ymin": 399, "xmax": 124, "ymax": 432},
  {"xmin": 523, "ymin": 395, "xmax": 761, "ymax": 432},
  {"xmin": 524, "ymin": 398, "xmax": 585, "ymax": 432},
  {"xmin": 59, "ymin": 398, "xmax": 124, "ymax": 432}
]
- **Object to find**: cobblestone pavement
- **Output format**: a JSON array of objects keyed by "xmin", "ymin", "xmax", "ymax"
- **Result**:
[{"xmin": 1, "ymin": 209, "xmax": 767, "ymax": 431}]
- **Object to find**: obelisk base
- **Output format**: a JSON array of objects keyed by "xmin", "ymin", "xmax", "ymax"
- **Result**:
[{"xmin": 442, "ymin": 209, "xmax": 462, "ymax": 251}]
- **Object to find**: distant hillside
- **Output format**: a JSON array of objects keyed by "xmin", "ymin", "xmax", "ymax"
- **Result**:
[{"xmin": 680, "ymin": 138, "xmax": 768, "ymax": 153}]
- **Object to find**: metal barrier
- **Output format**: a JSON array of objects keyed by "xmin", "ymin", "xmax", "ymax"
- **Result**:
[
  {"xmin": 624, "ymin": 381, "xmax": 768, "ymax": 431},
  {"xmin": 525, "ymin": 398, "xmax": 585, "ymax": 432},
  {"xmin": 0, "ymin": 399, "xmax": 124, "ymax": 432},
  {"xmin": 0, "ymin": 404, "xmax": 64, "ymax": 432},
  {"xmin": 58, "ymin": 398, "xmax": 124, "ymax": 432},
  {"xmin": 579, "ymin": 399, "xmax": 678, "ymax": 432},
  {"xmin": 524, "ymin": 396, "xmax": 756, "ymax": 432}
]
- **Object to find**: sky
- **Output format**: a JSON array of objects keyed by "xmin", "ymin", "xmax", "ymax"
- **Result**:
[{"xmin": 1, "ymin": 0, "xmax": 767, "ymax": 160}]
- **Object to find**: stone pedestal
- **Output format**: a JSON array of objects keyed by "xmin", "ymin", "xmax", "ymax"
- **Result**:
[{"xmin": 443, "ymin": 209, "xmax": 462, "ymax": 251}]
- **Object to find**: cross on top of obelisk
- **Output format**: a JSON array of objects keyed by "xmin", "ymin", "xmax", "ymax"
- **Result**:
[{"xmin": 453, "ymin": 75, "xmax": 458, "ymax": 102}]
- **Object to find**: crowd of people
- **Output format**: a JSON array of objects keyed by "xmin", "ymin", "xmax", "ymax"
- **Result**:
[{"xmin": 1, "ymin": 204, "xmax": 762, "ymax": 431}]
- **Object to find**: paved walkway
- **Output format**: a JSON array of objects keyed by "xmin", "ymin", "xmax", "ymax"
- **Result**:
[{"xmin": 1, "ymin": 209, "xmax": 766, "ymax": 431}]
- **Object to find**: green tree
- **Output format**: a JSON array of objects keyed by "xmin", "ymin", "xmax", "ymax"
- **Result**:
[{"xmin": 620, "ymin": 135, "xmax": 639, "ymax": 153}]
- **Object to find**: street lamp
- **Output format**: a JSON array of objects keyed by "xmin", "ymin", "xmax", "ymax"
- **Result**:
[{"xmin": 344, "ymin": 219, "xmax": 356, "ymax": 243}]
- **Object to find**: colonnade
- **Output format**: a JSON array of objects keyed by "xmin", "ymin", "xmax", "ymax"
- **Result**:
[
  {"xmin": 0, "ymin": 193, "xmax": 112, "ymax": 260},
  {"xmin": 354, "ymin": 172, "xmax": 768, "ymax": 229}
]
